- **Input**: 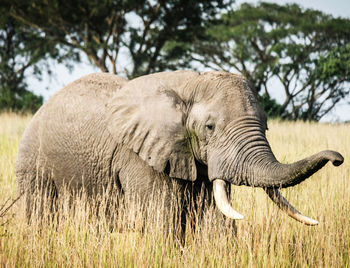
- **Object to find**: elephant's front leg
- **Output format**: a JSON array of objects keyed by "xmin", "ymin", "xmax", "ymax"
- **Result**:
[
  {"xmin": 186, "ymin": 181, "xmax": 237, "ymax": 237},
  {"xmin": 117, "ymin": 151, "xmax": 187, "ymax": 241}
]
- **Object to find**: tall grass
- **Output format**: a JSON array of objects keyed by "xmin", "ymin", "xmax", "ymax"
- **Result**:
[{"xmin": 0, "ymin": 112, "xmax": 349, "ymax": 267}]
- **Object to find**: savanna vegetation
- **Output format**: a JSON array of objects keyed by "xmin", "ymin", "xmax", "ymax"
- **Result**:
[{"xmin": 0, "ymin": 112, "xmax": 349, "ymax": 267}]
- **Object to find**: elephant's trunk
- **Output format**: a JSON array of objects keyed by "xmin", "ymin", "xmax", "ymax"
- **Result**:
[
  {"xmin": 209, "ymin": 117, "xmax": 343, "ymax": 188},
  {"xmin": 208, "ymin": 116, "xmax": 344, "ymax": 223},
  {"xmin": 247, "ymin": 150, "xmax": 343, "ymax": 188}
]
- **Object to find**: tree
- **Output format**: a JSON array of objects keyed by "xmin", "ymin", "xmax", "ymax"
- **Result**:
[
  {"xmin": 0, "ymin": 11, "xmax": 56, "ymax": 112},
  {"xmin": 188, "ymin": 2, "xmax": 350, "ymax": 121},
  {"xmin": 6, "ymin": 0, "xmax": 233, "ymax": 79}
]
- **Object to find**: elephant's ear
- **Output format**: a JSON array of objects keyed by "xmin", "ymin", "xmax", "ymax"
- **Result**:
[{"xmin": 107, "ymin": 76, "xmax": 196, "ymax": 181}]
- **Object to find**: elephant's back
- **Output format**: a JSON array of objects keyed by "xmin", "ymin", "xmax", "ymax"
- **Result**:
[
  {"xmin": 16, "ymin": 73, "xmax": 127, "ymax": 192},
  {"xmin": 36, "ymin": 72, "xmax": 127, "ymax": 133},
  {"xmin": 51, "ymin": 72, "xmax": 127, "ymax": 102}
]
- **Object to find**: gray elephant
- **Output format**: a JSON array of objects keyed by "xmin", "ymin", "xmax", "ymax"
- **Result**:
[{"xmin": 16, "ymin": 70, "xmax": 344, "ymax": 230}]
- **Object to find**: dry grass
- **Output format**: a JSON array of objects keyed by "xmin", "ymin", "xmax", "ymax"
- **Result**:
[{"xmin": 0, "ymin": 112, "xmax": 349, "ymax": 267}]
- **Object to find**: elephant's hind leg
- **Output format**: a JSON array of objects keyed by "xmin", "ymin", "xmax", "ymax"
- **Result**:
[{"xmin": 19, "ymin": 172, "xmax": 58, "ymax": 224}]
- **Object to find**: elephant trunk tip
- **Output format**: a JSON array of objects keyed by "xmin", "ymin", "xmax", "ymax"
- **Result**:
[{"xmin": 322, "ymin": 150, "xmax": 344, "ymax": 166}]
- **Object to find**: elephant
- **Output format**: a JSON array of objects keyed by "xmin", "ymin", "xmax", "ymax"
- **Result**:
[{"xmin": 16, "ymin": 70, "xmax": 344, "ymax": 233}]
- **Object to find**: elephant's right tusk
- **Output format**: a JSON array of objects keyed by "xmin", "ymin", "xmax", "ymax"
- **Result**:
[
  {"xmin": 264, "ymin": 187, "xmax": 319, "ymax": 226},
  {"xmin": 213, "ymin": 179, "xmax": 244, "ymax": 220}
]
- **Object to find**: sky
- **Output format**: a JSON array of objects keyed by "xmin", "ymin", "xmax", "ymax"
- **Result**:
[{"xmin": 28, "ymin": 0, "xmax": 350, "ymax": 122}]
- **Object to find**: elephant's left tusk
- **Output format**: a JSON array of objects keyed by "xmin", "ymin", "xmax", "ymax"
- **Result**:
[
  {"xmin": 264, "ymin": 187, "xmax": 319, "ymax": 226},
  {"xmin": 213, "ymin": 179, "xmax": 244, "ymax": 220}
]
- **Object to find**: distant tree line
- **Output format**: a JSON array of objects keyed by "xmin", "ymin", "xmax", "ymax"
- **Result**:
[
  {"xmin": 0, "ymin": 1, "xmax": 349, "ymax": 120},
  {"xmin": 186, "ymin": 3, "xmax": 350, "ymax": 120}
]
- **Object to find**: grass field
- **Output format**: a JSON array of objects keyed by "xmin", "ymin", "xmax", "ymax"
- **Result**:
[{"xmin": 0, "ymin": 112, "xmax": 349, "ymax": 267}]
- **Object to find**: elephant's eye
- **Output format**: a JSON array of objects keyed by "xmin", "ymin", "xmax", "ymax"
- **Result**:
[{"xmin": 206, "ymin": 124, "xmax": 214, "ymax": 131}]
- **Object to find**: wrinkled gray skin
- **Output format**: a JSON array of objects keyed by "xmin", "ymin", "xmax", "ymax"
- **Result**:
[{"xmin": 16, "ymin": 71, "xmax": 344, "ymax": 232}]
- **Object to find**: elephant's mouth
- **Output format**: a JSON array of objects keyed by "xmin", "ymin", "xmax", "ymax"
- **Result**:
[{"xmin": 212, "ymin": 179, "xmax": 319, "ymax": 225}]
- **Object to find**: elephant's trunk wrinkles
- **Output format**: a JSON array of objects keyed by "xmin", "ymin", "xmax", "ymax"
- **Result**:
[
  {"xmin": 213, "ymin": 117, "xmax": 344, "ymax": 188},
  {"xmin": 248, "ymin": 150, "xmax": 343, "ymax": 188},
  {"xmin": 209, "ymin": 116, "xmax": 344, "ymax": 224}
]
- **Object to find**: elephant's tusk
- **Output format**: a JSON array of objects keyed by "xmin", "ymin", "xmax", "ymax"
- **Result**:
[
  {"xmin": 213, "ymin": 179, "xmax": 244, "ymax": 220},
  {"xmin": 264, "ymin": 187, "xmax": 319, "ymax": 226}
]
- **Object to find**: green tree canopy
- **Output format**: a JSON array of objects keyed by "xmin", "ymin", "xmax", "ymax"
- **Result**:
[
  {"xmin": 188, "ymin": 2, "xmax": 350, "ymax": 120},
  {"xmin": 6, "ymin": 0, "xmax": 233, "ymax": 79},
  {"xmin": 0, "ymin": 10, "xmax": 60, "ymax": 112}
]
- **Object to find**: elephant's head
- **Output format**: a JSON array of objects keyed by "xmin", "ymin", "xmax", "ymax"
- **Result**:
[{"xmin": 107, "ymin": 70, "xmax": 344, "ymax": 225}]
